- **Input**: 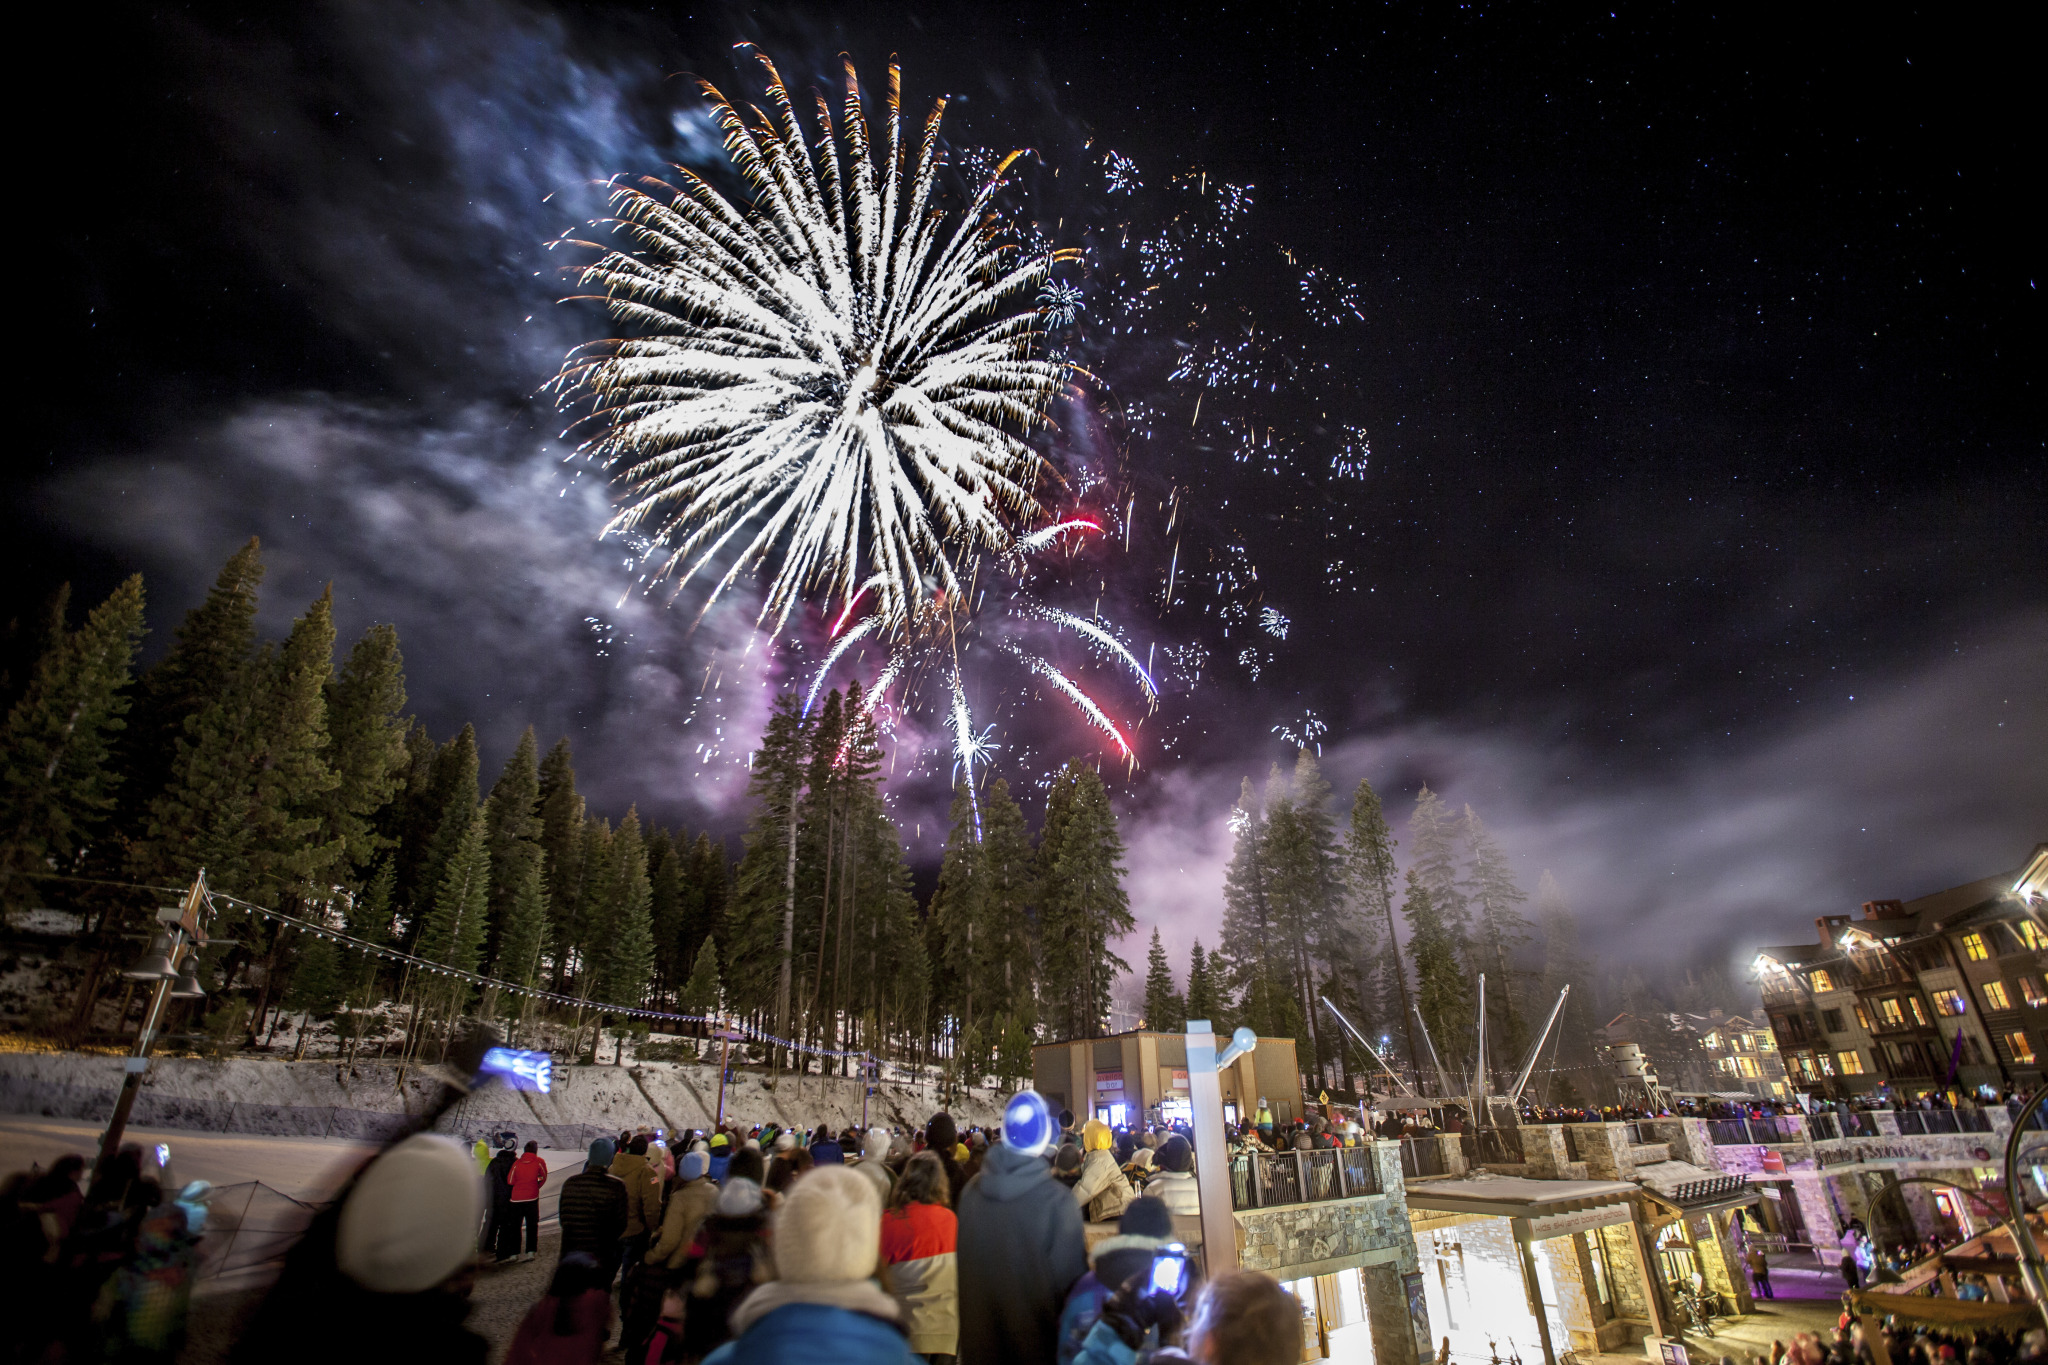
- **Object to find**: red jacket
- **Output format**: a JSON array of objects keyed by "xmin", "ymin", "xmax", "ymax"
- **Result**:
[{"xmin": 511, "ymin": 1152, "xmax": 549, "ymax": 1202}]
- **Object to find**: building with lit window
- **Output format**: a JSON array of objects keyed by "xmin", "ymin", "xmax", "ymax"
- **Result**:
[
  {"xmin": 1597, "ymin": 1008, "xmax": 1788, "ymax": 1100},
  {"xmin": 1755, "ymin": 843, "xmax": 2048, "ymax": 1098}
]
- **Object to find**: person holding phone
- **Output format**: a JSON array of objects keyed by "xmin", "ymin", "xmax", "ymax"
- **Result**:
[{"xmin": 1056, "ymin": 1197, "xmax": 1177, "ymax": 1365}]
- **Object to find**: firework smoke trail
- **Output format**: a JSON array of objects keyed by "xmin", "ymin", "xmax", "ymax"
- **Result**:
[{"xmin": 555, "ymin": 49, "xmax": 1077, "ymax": 638}]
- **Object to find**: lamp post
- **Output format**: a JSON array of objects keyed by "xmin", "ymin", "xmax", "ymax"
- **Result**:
[{"xmin": 97, "ymin": 869, "xmax": 209, "ymax": 1178}]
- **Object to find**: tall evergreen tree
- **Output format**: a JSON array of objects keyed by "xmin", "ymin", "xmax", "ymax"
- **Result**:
[
  {"xmin": 1343, "ymin": 777, "xmax": 1415, "ymax": 1077},
  {"xmin": 1407, "ymin": 785, "xmax": 1469, "ymax": 950},
  {"xmin": 1185, "ymin": 939, "xmax": 1220, "ymax": 1027},
  {"xmin": 646, "ymin": 828, "xmax": 685, "ymax": 1003},
  {"xmin": 684, "ymin": 831, "xmax": 725, "ymax": 974},
  {"xmin": 0, "ymin": 575, "xmax": 147, "ymax": 900},
  {"xmin": 414, "ymin": 805, "xmax": 490, "ymax": 1040},
  {"xmin": 495, "ymin": 847, "xmax": 550, "ymax": 1013},
  {"xmin": 1261, "ymin": 750, "xmax": 1342, "ymax": 1077},
  {"xmin": 933, "ymin": 777, "xmax": 1038, "ymax": 1046},
  {"xmin": 124, "ymin": 539, "xmax": 263, "ymax": 818},
  {"xmin": 535, "ymin": 737, "xmax": 585, "ymax": 966},
  {"xmin": 315, "ymin": 623, "xmax": 408, "ymax": 879},
  {"xmin": 1037, "ymin": 764, "xmax": 1133, "ymax": 1040},
  {"xmin": 1218, "ymin": 776, "xmax": 1294, "ymax": 1041},
  {"xmin": 727, "ymin": 695, "xmax": 807, "ymax": 1027},
  {"xmin": 679, "ymin": 939, "xmax": 722, "ymax": 1015},
  {"xmin": 480, "ymin": 727, "xmax": 542, "ymax": 972},
  {"xmin": 1461, "ymin": 804, "xmax": 1532, "ymax": 1068},
  {"xmin": 404, "ymin": 725, "xmax": 479, "ymax": 940},
  {"xmin": 565, "ymin": 814, "xmax": 615, "ymax": 993},
  {"xmin": 1402, "ymin": 866, "xmax": 1469, "ymax": 1087},
  {"xmin": 599, "ymin": 809, "xmax": 655, "ymax": 1005},
  {"xmin": 1142, "ymin": 928, "xmax": 1184, "ymax": 1031}
]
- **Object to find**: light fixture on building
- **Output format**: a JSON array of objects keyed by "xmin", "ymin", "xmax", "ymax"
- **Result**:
[
  {"xmin": 124, "ymin": 935, "xmax": 177, "ymax": 981},
  {"xmin": 170, "ymin": 964, "xmax": 207, "ymax": 1000}
]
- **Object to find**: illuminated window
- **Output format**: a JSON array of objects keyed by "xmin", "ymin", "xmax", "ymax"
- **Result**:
[
  {"xmin": 1837, "ymin": 1051, "xmax": 1866, "ymax": 1075},
  {"xmin": 1810, "ymin": 969, "xmax": 1836, "ymax": 992},
  {"xmin": 1818, "ymin": 1052, "xmax": 1837, "ymax": 1076},
  {"xmin": 1878, "ymin": 998, "xmax": 1907, "ymax": 1027},
  {"xmin": 1757, "ymin": 1032, "xmax": 1777, "ymax": 1051},
  {"xmin": 1963, "ymin": 933, "xmax": 1991, "ymax": 961},
  {"xmin": 2005, "ymin": 1032, "xmax": 2036, "ymax": 1065},
  {"xmin": 1984, "ymin": 980, "xmax": 2013, "ymax": 1010},
  {"xmin": 1737, "ymin": 1056, "xmax": 1761, "ymax": 1078},
  {"xmin": 2017, "ymin": 922, "xmax": 2048, "ymax": 951},
  {"xmin": 1855, "ymin": 1005, "xmax": 1873, "ymax": 1031},
  {"xmin": 1910, "ymin": 997, "xmax": 1929, "ymax": 1026},
  {"xmin": 2024, "ymin": 978, "xmax": 2046, "ymax": 1008}
]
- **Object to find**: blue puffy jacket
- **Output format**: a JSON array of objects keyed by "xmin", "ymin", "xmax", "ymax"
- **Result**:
[{"xmin": 700, "ymin": 1300, "xmax": 916, "ymax": 1365}]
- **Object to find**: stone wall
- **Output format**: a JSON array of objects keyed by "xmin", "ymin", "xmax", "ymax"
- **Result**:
[{"xmin": 0, "ymin": 1050, "xmax": 1009, "ymax": 1143}]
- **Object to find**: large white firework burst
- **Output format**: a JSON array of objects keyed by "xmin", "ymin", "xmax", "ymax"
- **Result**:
[{"xmin": 556, "ymin": 50, "xmax": 1075, "ymax": 636}]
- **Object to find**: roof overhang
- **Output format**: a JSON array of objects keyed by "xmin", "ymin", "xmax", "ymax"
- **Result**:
[{"xmin": 1406, "ymin": 1175, "xmax": 1641, "ymax": 1238}]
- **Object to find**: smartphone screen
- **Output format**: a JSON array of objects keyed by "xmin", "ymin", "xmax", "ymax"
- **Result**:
[
  {"xmin": 155, "ymin": 1143, "xmax": 171, "ymax": 1168},
  {"xmin": 1149, "ymin": 1246, "xmax": 1188, "ymax": 1297}
]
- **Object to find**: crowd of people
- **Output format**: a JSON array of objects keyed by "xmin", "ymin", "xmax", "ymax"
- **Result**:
[
  {"xmin": 2, "ymin": 1093, "xmax": 1309, "ymax": 1365},
  {"xmin": 3, "ymin": 1143, "xmax": 211, "ymax": 1363}
]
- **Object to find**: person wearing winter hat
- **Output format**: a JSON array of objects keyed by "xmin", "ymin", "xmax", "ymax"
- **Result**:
[
  {"xmin": 852, "ymin": 1126, "xmax": 896, "ymax": 1205},
  {"xmin": 1121, "ymin": 1147, "xmax": 1156, "ymax": 1191},
  {"xmin": 658, "ymin": 1174, "xmax": 775, "ymax": 1362},
  {"xmin": 703, "ymin": 1165, "xmax": 914, "ymax": 1365},
  {"xmin": 1056, "ymin": 1196, "xmax": 1176, "ymax": 1365},
  {"xmin": 556, "ymin": 1139, "xmax": 628, "ymax": 1269},
  {"xmin": 627, "ymin": 1150, "xmax": 719, "ymax": 1364},
  {"xmin": 503, "ymin": 1251, "xmax": 612, "ymax": 1365},
  {"xmin": 924, "ymin": 1113, "xmax": 968, "ymax": 1210},
  {"xmin": 1072, "ymin": 1120, "xmax": 1135, "ymax": 1224},
  {"xmin": 957, "ymin": 1091, "xmax": 1088, "ymax": 1365},
  {"xmin": 708, "ymin": 1130, "xmax": 733, "ymax": 1184},
  {"xmin": 611, "ymin": 1134, "xmax": 664, "ymax": 1279},
  {"xmin": 1146, "ymin": 1135, "xmax": 1200, "ymax": 1215}
]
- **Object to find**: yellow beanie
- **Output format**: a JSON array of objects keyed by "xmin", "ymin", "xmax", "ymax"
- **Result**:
[{"xmin": 1082, "ymin": 1118, "xmax": 1113, "ymax": 1152}]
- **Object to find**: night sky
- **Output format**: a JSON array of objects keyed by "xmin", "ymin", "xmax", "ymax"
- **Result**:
[{"xmin": 14, "ymin": 2, "xmax": 2043, "ymax": 982}]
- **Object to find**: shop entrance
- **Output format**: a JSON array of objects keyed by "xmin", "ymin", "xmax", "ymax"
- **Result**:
[{"xmin": 1279, "ymin": 1266, "xmax": 1376, "ymax": 1363}]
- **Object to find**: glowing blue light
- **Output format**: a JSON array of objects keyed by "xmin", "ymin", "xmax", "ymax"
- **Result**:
[{"xmin": 482, "ymin": 1047, "xmax": 553, "ymax": 1094}]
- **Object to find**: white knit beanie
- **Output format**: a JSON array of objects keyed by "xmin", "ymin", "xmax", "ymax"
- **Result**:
[
  {"xmin": 335, "ymin": 1134, "xmax": 483, "ymax": 1294},
  {"xmin": 773, "ymin": 1165, "xmax": 880, "ymax": 1284}
]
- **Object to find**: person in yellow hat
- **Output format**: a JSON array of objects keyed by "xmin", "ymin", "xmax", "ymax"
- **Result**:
[{"xmin": 1071, "ymin": 1119, "xmax": 1135, "ymax": 1223}]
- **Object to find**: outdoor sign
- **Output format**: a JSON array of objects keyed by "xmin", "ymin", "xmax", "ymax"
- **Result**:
[
  {"xmin": 1660, "ymin": 1339, "xmax": 1690, "ymax": 1365},
  {"xmin": 1096, "ymin": 1071, "xmax": 1124, "ymax": 1093}
]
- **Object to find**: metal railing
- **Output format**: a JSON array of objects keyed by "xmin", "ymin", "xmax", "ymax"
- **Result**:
[
  {"xmin": 1667, "ymin": 1174, "xmax": 1750, "ymax": 1208},
  {"xmin": 1229, "ymin": 1146, "xmax": 1382, "ymax": 1210},
  {"xmin": 1399, "ymin": 1136, "xmax": 1447, "ymax": 1179},
  {"xmin": 1704, "ymin": 1115, "xmax": 1808, "ymax": 1145},
  {"xmin": 1808, "ymin": 1112, "xmax": 1842, "ymax": 1141}
]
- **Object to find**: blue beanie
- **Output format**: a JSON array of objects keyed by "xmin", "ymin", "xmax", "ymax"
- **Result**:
[
  {"xmin": 587, "ymin": 1138, "xmax": 615, "ymax": 1168},
  {"xmin": 679, "ymin": 1150, "xmax": 709, "ymax": 1181},
  {"xmin": 1004, "ymin": 1089, "xmax": 1056, "ymax": 1156}
]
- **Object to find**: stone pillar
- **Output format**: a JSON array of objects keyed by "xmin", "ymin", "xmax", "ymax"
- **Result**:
[
  {"xmin": 1566, "ymin": 1123, "xmax": 1629, "ymax": 1178},
  {"xmin": 1669, "ymin": 1118, "xmax": 1717, "ymax": 1167},
  {"xmin": 1436, "ymin": 1132, "xmax": 1468, "ymax": 1176},
  {"xmin": 1068, "ymin": 1042, "xmax": 1090, "ymax": 1123},
  {"xmin": 1363, "ymin": 1261, "xmax": 1424, "ymax": 1365},
  {"xmin": 1988, "ymin": 1106, "xmax": 2014, "ymax": 1141},
  {"xmin": 1520, "ymin": 1124, "xmax": 1572, "ymax": 1178},
  {"xmin": 1693, "ymin": 1209, "xmax": 1753, "ymax": 1315},
  {"xmin": 1871, "ymin": 1110, "xmax": 1901, "ymax": 1136},
  {"xmin": 1373, "ymin": 1138, "xmax": 1405, "ymax": 1193}
]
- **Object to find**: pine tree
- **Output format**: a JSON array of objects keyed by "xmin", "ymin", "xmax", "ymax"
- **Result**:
[
  {"xmin": 680, "ymin": 939, "xmax": 722, "ymax": 1015},
  {"xmin": 124, "ymin": 539, "xmax": 263, "ymax": 818},
  {"xmin": 565, "ymin": 815, "xmax": 615, "ymax": 994},
  {"xmin": 1142, "ymin": 928, "xmax": 1184, "ymax": 1031},
  {"xmin": 646, "ymin": 828, "xmax": 684, "ymax": 1004},
  {"xmin": 480, "ymin": 727, "xmax": 541, "ymax": 973},
  {"xmin": 0, "ymin": 575, "xmax": 147, "ymax": 899},
  {"xmin": 1261, "ymin": 749, "xmax": 1341, "ymax": 1079},
  {"xmin": 414, "ymin": 805, "xmax": 490, "ymax": 1038},
  {"xmin": 600, "ymin": 809, "xmax": 655, "ymax": 1006},
  {"xmin": 727, "ymin": 695, "xmax": 807, "ymax": 1026},
  {"xmin": 1407, "ymin": 785, "xmax": 1469, "ymax": 950},
  {"xmin": 1218, "ymin": 777, "xmax": 1290, "ymax": 1039},
  {"xmin": 404, "ymin": 725, "xmax": 479, "ymax": 941},
  {"xmin": 496, "ymin": 847, "xmax": 550, "ymax": 1004},
  {"xmin": 684, "ymin": 831, "xmax": 725, "ymax": 975},
  {"xmin": 1343, "ymin": 776, "xmax": 1415, "ymax": 1078},
  {"xmin": 1402, "ymin": 866, "xmax": 1469, "ymax": 1086},
  {"xmin": 1461, "ymin": 804, "xmax": 1532, "ymax": 1068},
  {"xmin": 1185, "ymin": 939, "xmax": 1220, "ymax": 1027},
  {"xmin": 1038, "ymin": 764, "xmax": 1133, "ymax": 1040},
  {"xmin": 315, "ymin": 623, "xmax": 408, "ymax": 878},
  {"xmin": 535, "ymin": 737, "xmax": 585, "ymax": 974}
]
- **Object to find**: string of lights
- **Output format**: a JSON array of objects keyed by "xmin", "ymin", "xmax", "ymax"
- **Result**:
[{"xmin": 10, "ymin": 869, "xmax": 872, "ymax": 1062}]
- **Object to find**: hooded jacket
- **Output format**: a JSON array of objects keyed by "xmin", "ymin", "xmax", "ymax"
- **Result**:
[
  {"xmin": 610, "ymin": 1150, "xmax": 663, "ymax": 1239},
  {"xmin": 1144, "ymin": 1168, "xmax": 1200, "ymax": 1216},
  {"xmin": 957, "ymin": 1141, "xmax": 1088, "ymax": 1365},
  {"xmin": 646, "ymin": 1176, "xmax": 721, "ymax": 1269},
  {"xmin": 1072, "ymin": 1149, "xmax": 1133, "ymax": 1224},
  {"xmin": 700, "ymin": 1284, "xmax": 914, "ymax": 1365}
]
